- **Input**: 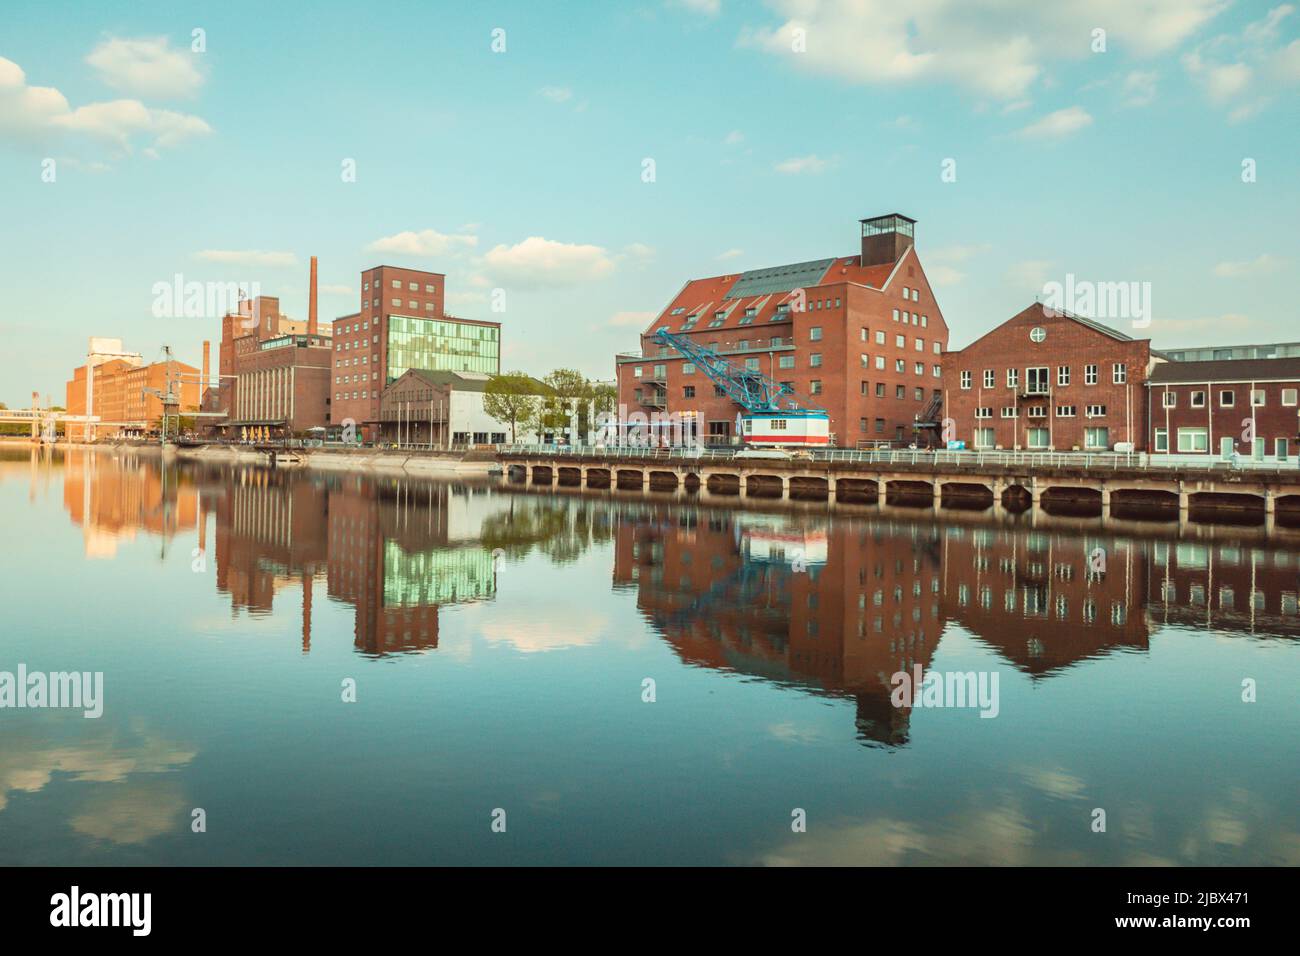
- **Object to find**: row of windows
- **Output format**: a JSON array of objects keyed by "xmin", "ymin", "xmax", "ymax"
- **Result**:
[
  {"xmin": 974, "ymin": 404, "xmax": 1107, "ymax": 418},
  {"xmin": 971, "ymin": 426, "xmax": 1113, "ymax": 449},
  {"xmin": 365, "ymin": 279, "xmax": 438, "ymax": 293},
  {"xmin": 1161, "ymin": 388, "xmax": 1297, "ymax": 408},
  {"xmin": 335, "ymin": 390, "xmax": 370, "ymax": 400},
  {"xmin": 337, "ymin": 372, "xmax": 379, "ymax": 384},
  {"xmin": 891, "ymin": 309, "xmax": 929, "ymax": 328},
  {"xmin": 960, "ymin": 364, "xmax": 1126, "ymax": 390}
]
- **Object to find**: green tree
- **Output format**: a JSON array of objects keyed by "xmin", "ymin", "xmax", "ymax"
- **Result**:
[
  {"xmin": 483, "ymin": 372, "xmax": 544, "ymax": 443},
  {"xmin": 543, "ymin": 368, "xmax": 593, "ymax": 442}
]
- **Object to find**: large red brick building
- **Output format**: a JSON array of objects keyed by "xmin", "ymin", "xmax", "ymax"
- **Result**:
[
  {"xmin": 1146, "ymin": 357, "xmax": 1300, "ymax": 462},
  {"xmin": 331, "ymin": 265, "xmax": 501, "ymax": 442},
  {"xmin": 615, "ymin": 214, "xmax": 949, "ymax": 447},
  {"xmin": 941, "ymin": 303, "xmax": 1156, "ymax": 451}
]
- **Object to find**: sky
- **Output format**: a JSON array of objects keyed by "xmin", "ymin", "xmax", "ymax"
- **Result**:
[{"xmin": 1, "ymin": 0, "xmax": 1298, "ymax": 408}]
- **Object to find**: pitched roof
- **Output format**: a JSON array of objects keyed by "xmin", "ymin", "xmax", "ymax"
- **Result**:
[{"xmin": 1149, "ymin": 357, "xmax": 1300, "ymax": 384}]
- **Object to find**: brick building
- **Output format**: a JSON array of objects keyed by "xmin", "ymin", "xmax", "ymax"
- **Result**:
[
  {"xmin": 1146, "ymin": 357, "xmax": 1300, "ymax": 462},
  {"xmin": 65, "ymin": 348, "xmax": 200, "ymax": 441},
  {"xmin": 615, "ymin": 214, "xmax": 949, "ymax": 447},
  {"xmin": 941, "ymin": 303, "xmax": 1156, "ymax": 451},
  {"xmin": 331, "ymin": 265, "xmax": 501, "ymax": 442}
]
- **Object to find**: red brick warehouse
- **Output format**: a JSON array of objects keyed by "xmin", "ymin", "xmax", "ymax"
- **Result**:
[
  {"xmin": 940, "ymin": 303, "xmax": 1157, "ymax": 452},
  {"xmin": 615, "ymin": 214, "xmax": 950, "ymax": 447}
]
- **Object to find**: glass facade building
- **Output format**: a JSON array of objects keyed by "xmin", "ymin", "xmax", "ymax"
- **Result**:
[{"xmin": 385, "ymin": 315, "xmax": 499, "ymax": 382}]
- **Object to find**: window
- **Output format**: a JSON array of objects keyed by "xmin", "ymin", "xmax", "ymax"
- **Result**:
[
  {"xmin": 1113, "ymin": 364, "xmax": 1127, "ymax": 384},
  {"xmin": 1220, "ymin": 389, "xmax": 1235, "ymax": 407},
  {"xmin": 895, "ymin": 334, "xmax": 905, "ymax": 348},
  {"xmin": 1085, "ymin": 364, "xmax": 1098, "ymax": 385},
  {"xmin": 975, "ymin": 427, "xmax": 995, "ymax": 449},
  {"xmin": 1027, "ymin": 427, "xmax": 1050, "ymax": 449},
  {"xmin": 875, "ymin": 418, "xmax": 885, "ymax": 433},
  {"xmin": 912, "ymin": 289, "xmax": 920, "ymax": 302},
  {"xmin": 1007, "ymin": 368, "xmax": 1019, "ymax": 388},
  {"xmin": 902, "ymin": 286, "xmax": 910, "ymax": 298},
  {"xmin": 810, "ymin": 353, "xmax": 822, "ymax": 367},
  {"xmin": 778, "ymin": 355, "xmax": 795, "ymax": 369},
  {"xmin": 896, "ymin": 385, "xmax": 907, "ymax": 399},
  {"xmin": 933, "ymin": 365, "xmax": 942, "ymax": 377},
  {"xmin": 892, "ymin": 309, "xmax": 899, "ymax": 322},
  {"xmin": 915, "ymin": 387, "xmax": 924, "ymax": 401},
  {"xmin": 895, "ymin": 359, "xmax": 905, "ymax": 373},
  {"xmin": 682, "ymin": 363, "xmax": 695, "ymax": 374},
  {"xmin": 810, "ymin": 380, "xmax": 823, "ymax": 395},
  {"xmin": 1026, "ymin": 367, "xmax": 1049, "ymax": 394},
  {"xmin": 1251, "ymin": 389, "xmax": 1266, "ymax": 407},
  {"xmin": 1177, "ymin": 427, "xmax": 1209, "ymax": 452},
  {"xmin": 861, "ymin": 354, "xmax": 870, "ymax": 368},
  {"xmin": 975, "ymin": 406, "xmax": 992, "ymax": 419},
  {"xmin": 1056, "ymin": 405, "xmax": 1076, "ymax": 417},
  {"xmin": 810, "ymin": 326, "xmax": 822, "ymax": 341},
  {"xmin": 876, "ymin": 383, "xmax": 885, "ymax": 397},
  {"xmin": 1191, "ymin": 391, "xmax": 1206, "ymax": 408},
  {"xmin": 391, "ymin": 280, "xmax": 401, "ymax": 289},
  {"xmin": 1163, "ymin": 391, "xmax": 1177, "ymax": 408},
  {"xmin": 1057, "ymin": 366, "xmax": 1071, "ymax": 387},
  {"xmin": 1001, "ymin": 407, "xmax": 1017, "ymax": 418},
  {"xmin": 861, "ymin": 381, "xmax": 870, "ymax": 396},
  {"xmin": 876, "ymin": 331, "xmax": 886, "ymax": 345},
  {"xmin": 744, "ymin": 358, "xmax": 760, "ymax": 371},
  {"xmin": 633, "ymin": 366, "xmax": 642, "ymax": 377},
  {"xmin": 1276, "ymin": 438, "xmax": 1289, "ymax": 461},
  {"xmin": 960, "ymin": 370, "xmax": 972, "ymax": 389},
  {"xmin": 1154, "ymin": 427, "xmax": 1168, "ymax": 452},
  {"xmin": 1084, "ymin": 427, "xmax": 1109, "ymax": 449},
  {"xmin": 983, "ymin": 369, "xmax": 995, "ymax": 388},
  {"xmin": 915, "ymin": 338, "xmax": 924, "ymax": 351},
  {"xmin": 915, "ymin": 362, "xmax": 924, "ymax": 375},
  {"xmin": 875, "ymin": 356, "xmax": 885, "ymax": 370},
  {"xmin": 1284, "ymin": 389, "xmax": 1298, "ymax": 406},
  {"xmin": 1086, "ymin": 404, "xmax": 1107, "ymax": 417}
]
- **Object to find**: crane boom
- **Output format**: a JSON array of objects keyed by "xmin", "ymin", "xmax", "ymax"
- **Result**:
[{"xmin": 651, "ymin": 328, "xmax": 823, "ymax": 415}]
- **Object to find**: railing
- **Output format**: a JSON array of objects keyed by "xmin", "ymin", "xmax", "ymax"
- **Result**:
[{"xmin": 496, "ymin": 444, "xmax": 1300, "ymax": 473}]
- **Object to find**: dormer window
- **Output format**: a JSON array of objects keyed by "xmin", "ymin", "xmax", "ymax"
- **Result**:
[{"xmin": 670, "ymin": 307, "xmax": 685, "ymax": 315}]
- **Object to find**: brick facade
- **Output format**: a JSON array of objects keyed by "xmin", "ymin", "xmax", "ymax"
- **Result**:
[
  {"xmin": 941, "ymin": 303, "xmax": 1153, "ymax": 451},
  {"xmin": 1147, "ymin": 358, "xmax": 1300, "ymax": 461},
  {"xmin": 615, "ymin": 215, "xmax": 948, "ymax": 447}
]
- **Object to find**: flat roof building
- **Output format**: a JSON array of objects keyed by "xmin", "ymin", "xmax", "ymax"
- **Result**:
[{"xmin": 331, "ymin": 265, "xmax": 501, "ymax": 442}]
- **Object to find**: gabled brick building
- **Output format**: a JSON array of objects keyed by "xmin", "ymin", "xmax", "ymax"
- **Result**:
[
  {"xmin": 615, "ymin": 214, "xmax": 949, "ymax": 447},
  {"xmin": 941, "ymin": 303, "xmax": 1157, "ymax": 451}
]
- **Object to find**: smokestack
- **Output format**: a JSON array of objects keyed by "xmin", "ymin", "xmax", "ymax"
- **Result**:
[
  {"xmin": 201, "ymin": 340, "xmax": 210, "ymax": 404},
  {"xmin": 308, "ymin": 255, "xmax": 318, "ymax": 336}
]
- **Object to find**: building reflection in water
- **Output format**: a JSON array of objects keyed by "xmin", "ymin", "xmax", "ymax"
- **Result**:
[{"xmin": 37, "ymin": 448, "xmax": 1300, "ymax": 715}]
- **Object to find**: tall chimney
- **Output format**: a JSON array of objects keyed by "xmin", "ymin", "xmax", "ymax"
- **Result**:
[
  {"xmin": 308, "ymin": 255, "xmax": 318, "ymax": 336},
  {"xmin": 201, "ymin": 340, "xmax": 210, "ymax": 405}
]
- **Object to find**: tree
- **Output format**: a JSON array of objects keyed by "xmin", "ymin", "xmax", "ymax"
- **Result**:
[
  {"xmin": 543, "ymin": 368, "xmax": 594, "ymax": 442},
  {"xmin": 483, "ymin": 372, "xmax": 544, "ymax": 443}
]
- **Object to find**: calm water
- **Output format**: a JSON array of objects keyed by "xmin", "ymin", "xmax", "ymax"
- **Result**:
[{"xmin": 1, "ymin": 445, "xmax": 1296, "ymax": 866}]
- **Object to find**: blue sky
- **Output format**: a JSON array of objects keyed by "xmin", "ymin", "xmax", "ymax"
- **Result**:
[{"xmin": 1, "ymin": 0, "xmax": 1298, "ymax": 407}]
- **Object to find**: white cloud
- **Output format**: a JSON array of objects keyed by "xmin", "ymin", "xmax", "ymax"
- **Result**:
[
  {"xmin": 672, "ymin": 0, "xmax": 722, "ymax": 16},
  {"xmin": 1212, "ymin": 254, "xmax": 1286, "ymax": 278},
  {"xmin": 0, "ymin": 56, "xmax": 210, "ymax": 157},
  {"xmin": 923, "ymin": 245, "xmax": 990, "ymax": 286},
  {"xmin": 1016, "ymin": 106, "xmax": 1093, "ymax": 140},
  {"xmin": 622, "ymin": 242, "xmax": 656, "ymax": 261},
  {"xmin": 774, "ymin": 153, "xmax": 831, "ymax": 174},
  {"xmin": 724, "ymin": 129, "xmax": 744, "ymax": 145},
  {"xmin": 1122, "ymin": 70, "xmax": 1158, "ymax": 107},
  {"xmin": 319, "ymin": 284, "xmax": 353, "ymax": 295},
  {"xmin": 1006, "ymin": 259, "xmax": 1055, "ymax": 291},
  {"xmin": 86, "ymin": 37, "xmax": 204, "ymax": 98},
  {"xmin": 1183, "ymin": 53, "xmax": 1252, "ymax": 101},
  {"xmin": 483, "ymin": 237, "xmax": 616, "ymax": 288},
  {"xmin": 367, "ymin": 228, "xmax": 478, "ymax": 257},
  {"xmin": 195, "ymin": 250, "xmax": 298, "ymax": 267},
  {"xmin": 717, "ymin": 248, "xmax": 744, "ymax": 260},
  {"xmin": 738, "ymin": 0, "xmax": 1224, "ymax": 101},
  {"xmin": 537, "ymin": 86, "xmax": 573, "ymax": 103}
]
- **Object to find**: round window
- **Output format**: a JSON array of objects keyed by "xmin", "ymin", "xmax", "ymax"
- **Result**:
[{"xmin": 1030, "ymin": 327, "xmax": 1046, "ymax": 343}]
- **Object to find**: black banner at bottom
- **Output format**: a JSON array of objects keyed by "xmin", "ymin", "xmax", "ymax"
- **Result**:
[{"xmin": 0, "ymin": 866, "xmax": 1281, "ymax": 940}]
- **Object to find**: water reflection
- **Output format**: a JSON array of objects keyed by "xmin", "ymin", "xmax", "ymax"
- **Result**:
[{"xmin": 3, "ymin": 445, "xmax": 1298, "ymax": 865}]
